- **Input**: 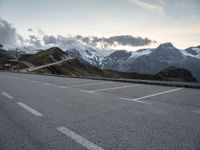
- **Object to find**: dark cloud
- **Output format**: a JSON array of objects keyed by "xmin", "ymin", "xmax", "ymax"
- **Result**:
[
  {"xmin": 109, "ymin": 35, "xmax": 156, "ymax": 46},
  {"xmin": 43, "ymin": 35, "xmax": 57, "ymax": 45},
  {"xmin": 28, "ymin": 35, "xmax": 42, "ymax": 48},
  {"xmin": 42, "ymin": 35, "xmax": 89, "ymax": 50},
  {"xmin": 28, "ymin": 28, "xmax": 33, "ymax": 32},
  {"xmin": 41, "ymin": 34, "xmax": 156, "ymax": 50},
  {"xmin": 0, "ymin": 17, "xmax": 17, "ymax": 48},
  {"xmin": 37, "ymin": 28, "xmax": 45, "ymax": 35},
  {"xmin": 75, "ymin": 35, "xmax": 156, "ymax": 48}
]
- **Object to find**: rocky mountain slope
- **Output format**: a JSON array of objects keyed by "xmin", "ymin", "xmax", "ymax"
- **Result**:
[
  {"xmin": 99, "ymin": 43, "xmax": 200, "ymax": 82},
  {"xmin": 16, "ymin": 47, "xmax": 196, "ymax": 82},
  {"xmin": 2, "ymin": 43, "xmax": 199, "ymax": 82},
  {"xmin": 19, "ymin": 47, "xmax": 69, "ymax": 66},
  {"xmin": 156, "ymin": 66, "xmax": 197, "ymax": 82}
]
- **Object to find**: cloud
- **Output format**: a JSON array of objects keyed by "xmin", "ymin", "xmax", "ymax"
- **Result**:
[
  {"xmin": 26, "ymin": 35, "xmax": 42, "ymax": 48},
  {"xmin": 43, "ymin": 35, "xmax": 57, "ymax": 45},
  {"xmin": 75, "ymin": 35, "xmax": 156, "ymax": 48},
  {"xmin": 174, "ymin": 0, "xmax": 190, "ymax": 9},
  {"xmin": 28, "ymin": 28, "xmax": 33, "ymax": 32},
  {"xmin": 128, "ymin": 0, "xmax": 164, "ymax": 15},
  {"xmin": 42, "ymin": 35, "xmax": 89, "ymax": 50},
  {"xmin": 0, "ymin": 17, "xmax": 18, "ymax": 48}
]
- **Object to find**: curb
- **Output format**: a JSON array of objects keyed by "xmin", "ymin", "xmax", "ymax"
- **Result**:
[{"xmin": 1, "ymin": 71, "xmax": 200, "ymax": 89}]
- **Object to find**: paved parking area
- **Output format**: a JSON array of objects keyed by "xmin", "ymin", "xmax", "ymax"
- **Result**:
[{"xmin": 0, "ymin": 72, "xmax": 200, "ymax": 150}]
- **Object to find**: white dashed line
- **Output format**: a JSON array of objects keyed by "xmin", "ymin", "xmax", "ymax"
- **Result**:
[
  {"xmin": 81, "ymin": 84, "xmax": 140, "ymax": 93},
  {"xmin": 120, "ymin": 88, "xmax": 183, "ymax": 102},
  {"xmin": 22, "ymin": 78, "xmax": 28, "ymax": 81},
  {"xmin": 57, "ymin": 126, "xmax": 104, "ymax": 150},
  {"xmin": 30, "ymin": 80, "xmax": 38, "ymax": 83},
  {"xmin": 17, "ymin": 102, "xmax": 43, "ymax": 117},
  {"xmin": 118, "ymin": 98, "xmax": 152, "ymax": 104},
  {"xmin": 1, "ymin": 91, "xmax": 14, "ymax": 99},
  {"xmin": 192, "ymin": 110, "xmax": 200, "ymax": 114},
  {"xmin": 57, "ymin": 85, "xmax": 67, "ymax": 89},
  {"xmin": 42, "ymin": 83, "xmax": 51, "ymax": 86}
]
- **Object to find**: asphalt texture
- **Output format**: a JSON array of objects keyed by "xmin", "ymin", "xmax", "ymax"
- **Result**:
[{"xmin": 0, "ymin": 72, "xmax": 200, "ymax": 150}]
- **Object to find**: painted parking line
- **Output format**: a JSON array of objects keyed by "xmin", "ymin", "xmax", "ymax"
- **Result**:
[
  {"xmin": 69, "ymin": 82, "xmax": 112, "ymax": 87},
  {"xmin": 56, "ymin": 80, "xmax": 93, "ymax": 84},
  {"xmin": 118, "ymin": 98, "xmax": 152, "ymax": 104},
  {"xmin": 1, "ymin": 91, "xmax": 14, "ymax": 99},
  {"xmin": 57, "ymin": 126, "xmax": 104, "ymax": 150},
  {"xmin": 120, "ymin": 88, "xmax": 183, "ymax": 102},
  {"xmin": 22, "ymin": 78, "xmax": 28, "ymax": 81},
  {"xmin": 42, "ymin": 83, "xmax": 51, "ymax": 86},
  {"xmin": 30, "ymin": 80, "xmax": 38, "ymax": 83},
  {"xmin": 56, "ymin": 85, "xmax": 67, "ymax": 89},
  {"xmin": 17, "ymin": 102, "xmax": 43, "ymax": 117},
  {"xmin": 81, "ymin": 84, "xmax": 141, "ymax": 93},
  {"xmin": 192, "ymin": 110, "xmax": 200, "ymax": 114}
]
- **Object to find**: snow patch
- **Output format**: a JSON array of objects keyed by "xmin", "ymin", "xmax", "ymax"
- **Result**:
[{"xmin": 130, "ymin": 49, "xmax": 153, "ymax": 59}]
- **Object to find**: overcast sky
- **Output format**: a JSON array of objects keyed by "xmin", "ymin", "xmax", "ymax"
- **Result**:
[{"xmin": 0, "ymin": 0, "xmax": 200, "ymax": 49}]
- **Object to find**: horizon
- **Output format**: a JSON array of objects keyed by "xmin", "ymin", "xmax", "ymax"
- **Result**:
[{"xmin": 0, "ymin": 0, "xmax": 200, "ymax": 50}]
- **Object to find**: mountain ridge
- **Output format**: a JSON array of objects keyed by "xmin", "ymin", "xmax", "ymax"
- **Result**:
[{"xmin": 2, "ymin": 42, "xmax": 200, "ymax": 82}]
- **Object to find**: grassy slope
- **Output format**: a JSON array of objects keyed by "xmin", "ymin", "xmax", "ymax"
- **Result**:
[
  {"xmin": 19, "ymin": 47, "xmax": 67, "ymax": 66},
  {"xmin": 34, "ymin": 58, "xmax": 164, "ymax": 81},
  {"xmin": 0, "ymin": 58, "xmax": 28, "ymax": 69},
  {"xmin": 19, "ymin": 47, "xmax": 196, "ymax": 82}
]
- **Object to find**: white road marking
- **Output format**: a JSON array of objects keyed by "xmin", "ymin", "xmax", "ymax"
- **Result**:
[
  {"xmin": 31, "ymin": 80, "xmax": 38, "ymax": 83},
  {"xmin": 1, "ymin": 91, "xmax": 14, "ymax": 99},
  {"xmin": 120, "ymin": 88, "xmax": 183, "ymax": 102},
  {"xmin": 118, "ymin": 98, "xmax": 152, "ymax": 104},
  {"xmin": 192, "ymin": 110, "xmax": 200, "ymax": 114},
  {"xmin": 58, "ymin": 80, "xmax": 92, "ymax": 84},
  {"xmin": 42, "ymin": 83, "xmax": 51, "ymax": 86},
  {"xmin": 57, "ymin": 126, "xmax": 104, "ymax": 150},
  {"xmin": 70, "ymin": 82, "xmax": 112, "ymax": 87},
  {"xmin": 22, "ymin": 78, "xmax": 28, "ymax": 81},
  {"xmin": 17, "ymin": 102, "xmax": 43, "ymax": 117},
  {"xmin": 81, "ymin": 84, "xmax": 140, "ymax": 93},
  {"xmin": 57, "ymin": 85, "xmax": 67, "ymax": 89},
  {"xmin": 15, "ymin": 77, "xmax": 20, "ymax": 80}
]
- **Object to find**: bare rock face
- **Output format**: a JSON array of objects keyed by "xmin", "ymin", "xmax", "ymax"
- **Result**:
[{"xmin": 156, "ymin": 66, "xmax": 197, "ymax": 82}]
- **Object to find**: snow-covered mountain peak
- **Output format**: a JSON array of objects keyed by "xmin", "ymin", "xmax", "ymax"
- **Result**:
[
  {"xmin": 157, "ymin": 42, "xmax": 176, "ymax": 50},
  {"xmin": 130, "ymin": 48, "xmax": 154, "ymax": 59},
  {"xmin": 182, "ymin": 46, "xmax": 200, "ymax": 59}
]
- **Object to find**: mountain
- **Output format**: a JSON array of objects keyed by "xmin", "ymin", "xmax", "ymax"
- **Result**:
[
  {"xmin": 182, "ymin": 45, "xmax": 200, "ymax": 59},
  {"xmin": 99, "ymin": 43, "xmax": 200, "ymax": 82},
  {"xmin": 19, "ymin": 47, "xmax": 69, "ymax": 66},
  {"xmin": 0, "ymin": 45, "xmax": 28, "ymax": 70},
  {"xmin": 22, "ymin": 47, "xmax": 196, "ymax": 82},
  {"xmin": 65, "ymin": 47, "xmax": 113, "ymax": 67},
  {"xmin": 1, "ymin": 46, "xmax": 197, "ymax": 82},
  {"xmin": 156, "ymin": 66, "xmax": 197, "ymax": 82},
  {"xmin": 100, "ymin": 48, "xmax": 154, "ymax": 71},
  {"xmin": 0, "ymin": 49, "xmax": 14, "ymax": 60},
  {"xmin": 100, "ymin": 43, "xmax": 183, "ymax": 73},
  {"xmin": 4, "ymin": 42, "xmax": 200, "ymax": 82},
  {"xmin": 18, "ymin": 47, "xmax": 164, "ymax": 80}
]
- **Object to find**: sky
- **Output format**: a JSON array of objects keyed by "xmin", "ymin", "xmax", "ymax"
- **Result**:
[{"xmin": 0, "ymin": 0, "xmax": 200, "ymax": 50}]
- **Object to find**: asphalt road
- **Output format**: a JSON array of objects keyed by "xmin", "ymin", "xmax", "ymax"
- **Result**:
[{"xmin": 0, "ymin": 72, "xmax": 200, "ymax": 150}]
